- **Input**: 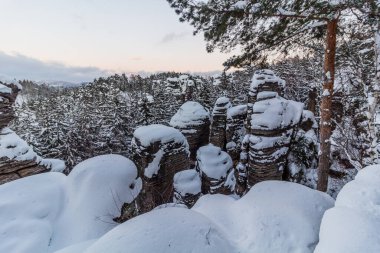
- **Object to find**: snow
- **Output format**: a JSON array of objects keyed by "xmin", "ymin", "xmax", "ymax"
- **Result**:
[
  {"xmin": 215, "ymin": 96, "xmax": 230, "ymax": 104},
  {"xmin": 249, "ymin": 134, "xmax": 291, "ymax": 150},
  {"xmin": 302, "ymin": 110, "xmax": 318, "ymax": 128},
  {"xmin": 173, "ymin": 169, "xmax": 202, "ymax": 196},
  {"xmin": 57, "ymin": 181, "xmax": 333, "ymax": 253},
  {"xmin": 0, "ymin": 127, "xmax": 43, "ymax": 162},
  {"xmin": 133, "ymin": 124, "xmax": 188, "ymax": 147},
  {"xmin": 0, "ymin": 83, "xmax": 12, "ymax": 93},
  {"xmin": 144, "ymin": 149, "xmax": 164, "ymax": 178},
  {"xmin": 0, "ymin": 128, "xmax": 66, "ymax": 172},
  {"xmin": 232, "ymin": 0, "xmax": 247, "ymax": 9},
  {"xmin": 0, "ymin": 154, "xmax": 141, "ymax": 253},
  {"xmin": 83, "ymin": 207, "xmax": 236, "ymax": 253},
  {"xmin": 257, "ymin": 91, "xmax": 278, "ymax": 100},
  {"xmin": 52, "ymin": 240, "xmax": 96, "ymax": 253},
  {"xmin": 170, "ymin": 101, "xmax": 210, "ymax": 128},
  {"xmin": 322, "ymin": 89, "xmax": 330, "ymax": 97},
  {"xmin": 196, "ymin": 144, "xmax": 233, "ymax": 180},
  {"xmin": 250, "ymin": 97, "xmax": 304, "ymax": 130},
  {"xmin": 42, "ymin": 159, "xmax": 66, "ymax": 173},
  {"xmin": 146, "ymin": 94, "xmax": 154, "ymax": 103},
  {"xmin": 193, "ymin": 181, "xmax": 335, "ymax": 253},
  {"xmin": 250, "ymin": 69, "xmax": 285, "ymax": 92},
  {"xmin": 315, "ymin": 164, "xmax": 380, "ymax": 253},
  {"xmin": 227, "ymin": 104, "xmax": 247, "ymax": 118}
]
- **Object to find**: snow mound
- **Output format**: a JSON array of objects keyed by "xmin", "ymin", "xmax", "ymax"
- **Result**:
[
  {"xmin": 251, "ymin": 97, "xmax": 304, "ymax": 130},
  {"xmin": 196, "ymin": 144, "xmax": 233, "ymax": 180},
  {"xmin": 0, "ymin": 154, "xmax": 141, "ymax": 253},
  {"xmin": 193, "ymin": 181, "xmax": 334, "ymax": 253},
  {"xmin": 174, "ymin": 169, "xmax": 202, "ymax": 196},
  {"xmin": 133, "ymin": 124, "xmax": 188, "ymax": 147},
  {"xmin": 227, "ymin": 104, "xmax": 247, "ymax": 119},
  {"xmin": 170, "ymin": 101, "xmax": 210, "ymax": 128},
  {"xmin": 315, "ymin": 165, "xmax": 380, "ymax": 253},
  {"xmin": 83, "ymin": 207, "xmax": 236, "ymax": 253}
]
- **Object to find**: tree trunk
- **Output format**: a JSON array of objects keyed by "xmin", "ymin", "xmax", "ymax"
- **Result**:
[
  {"xmin": 317, "ymin": 19, "xmax": 338, "ymax": 192},
  {"xmin": 376, "ymin": 27, "xmax": 380, "ymax": 86}
]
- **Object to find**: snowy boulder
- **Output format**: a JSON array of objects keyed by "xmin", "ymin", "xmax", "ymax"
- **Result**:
[
  {"xmin": 193, "ymin": 181, "xmax": 334, "ymax": 253},
  {"xmin": 83, "ymin": 207, "xmax": 236, "ymax": 253},
  {"xmin": 315, "ymin": 165, "xmax": 380, "ymax": 253},
  {"xmin": 173, "ymin": 169, "xmax": 202, "ymax": 207},
  {"xmin": 0, "ymin": 154, "xmax": 141, "ymax": 253},
  {"xmin": 170, "ymin": 101, "xmax": 210, "ymax": 159},
  {"xmin": 196, "ymin": 144, "xmax": 235, "ymax": 194},
  {"xmin": 132, "ymin": 124, "xmax": 190, "ymax": 214}
]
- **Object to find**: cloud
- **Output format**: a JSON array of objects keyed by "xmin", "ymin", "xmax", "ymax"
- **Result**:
[
  {"xmin": 0, "ymin": 51, "xmax": 110, "ymax": 83},
  {"xmin": 159, "ymin": 32, "xmax": 188, "ymax": 44}
]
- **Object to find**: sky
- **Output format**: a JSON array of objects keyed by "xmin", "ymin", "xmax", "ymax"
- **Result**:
[{"xmin": 0, "ymin": 0, "xmax": 231, "ymax": 82}]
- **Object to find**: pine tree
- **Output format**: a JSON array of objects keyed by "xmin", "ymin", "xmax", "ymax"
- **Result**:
[{"xmin": 167, "ymin": 0, "xmax": 379, "ymax": 192}]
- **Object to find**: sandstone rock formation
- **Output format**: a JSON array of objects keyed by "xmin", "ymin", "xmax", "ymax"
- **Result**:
[
  {"xmin": 0, "ymin": 82, "xmax": 64, "ymax": 185},
  {"xmin": 196, "ymin": 144, "xmax": 235, "ymax": 194},
  {"xmin": 226, "ymin": 104, "xmax": 247, "ymax": 162},
  {"xmin": 209, "ymin": 97, "xmax": 231, "ymax": 149},
  {"xmin": 131, "ymin": 124, "xmax": 190, "ymax": 213},
  {"xmin": 173, "ymin": 169, "xmax": 201, "ymax": 207},
  {"xmin": 0, "ymin": 83, "xmax": 18, "ymax": 129},
  {"xmin": 237, "ymin": 70, "xmax": 304, "ymax": 192},
  {"xmin": 170, "ymin": 101, "xmax": 210, "ymax": 160}
]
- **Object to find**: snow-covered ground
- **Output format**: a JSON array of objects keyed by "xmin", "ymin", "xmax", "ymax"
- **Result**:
[
  {"xmin": 0, "ymin": 154, "xmax": 141, "ymax": 253},
  {"xmin": 315, "ymin": 164, "xmax": 380, "ymax": 253},
  {"xmin": 0, "ymin": 158, "xmax": 379, "ymax": 253}
]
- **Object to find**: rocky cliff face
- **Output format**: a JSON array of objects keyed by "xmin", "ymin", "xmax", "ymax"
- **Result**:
[
  {"xmin": 209, "ymin": 97, "xmax": 231, "ymax": 149},
  {"xmin": 170, "ymin": 101, "xmax": 210, "ymax": 161},
  {"xmin": 226, "ymin": 104, "xmax": 247, "ymax": 162},
  {"xmin": 131, "ymin": 124, "xmax": 190, "ymax": 214},
  {"xmin": 173, "ymin": 169, "xmax": 201, "ymax": 207},
  {"xmin": 196, "ymin": 144, "xmax": 235, "ymax": 195},
  {"xmin": 237, "ymin": 70, "xmax": 305, "ymax": 192}
]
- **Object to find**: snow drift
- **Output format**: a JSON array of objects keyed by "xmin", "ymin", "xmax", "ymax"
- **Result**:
[
  {"xmin": 315, "ymin": 164, "xmax": 380, "ymax": 253},
  {"xmin": 0, "ymin": 154, "xmax": 141, "ymax": 253},
  {"xmin": 58, "ymin": 181, "xmax": 334, "ymax": 253}
]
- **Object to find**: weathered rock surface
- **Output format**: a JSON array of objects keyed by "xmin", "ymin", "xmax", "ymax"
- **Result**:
[
  {"xmin": 226, "ymin": 104, "xmax": 247, "ymax": 162},
  {"xmin": 196, "ymin": 144, "xmax": 235, "ymax": 194},
  {"xmin": 173, "ymin": 169, "xmax": 201, "ymax": 207},
  {"xmin": 209, "ymin": 97, "xmax": 231, "ymax": 149},
  {"xmin": 237, "ymin": 70, "xmax": 304, "ymax": 192},
  {"xmin": 170, "ymin": 101, "xmax": 210, "ymax": 160},
  {"xmin": 131, "ymin": 124, "xmax": 190, "ymax": 213}
]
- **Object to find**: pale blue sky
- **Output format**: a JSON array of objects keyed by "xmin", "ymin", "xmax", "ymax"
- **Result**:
[{"xmin": 0, "ymin": 0, "xmax": 231, "ymax": 82}]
